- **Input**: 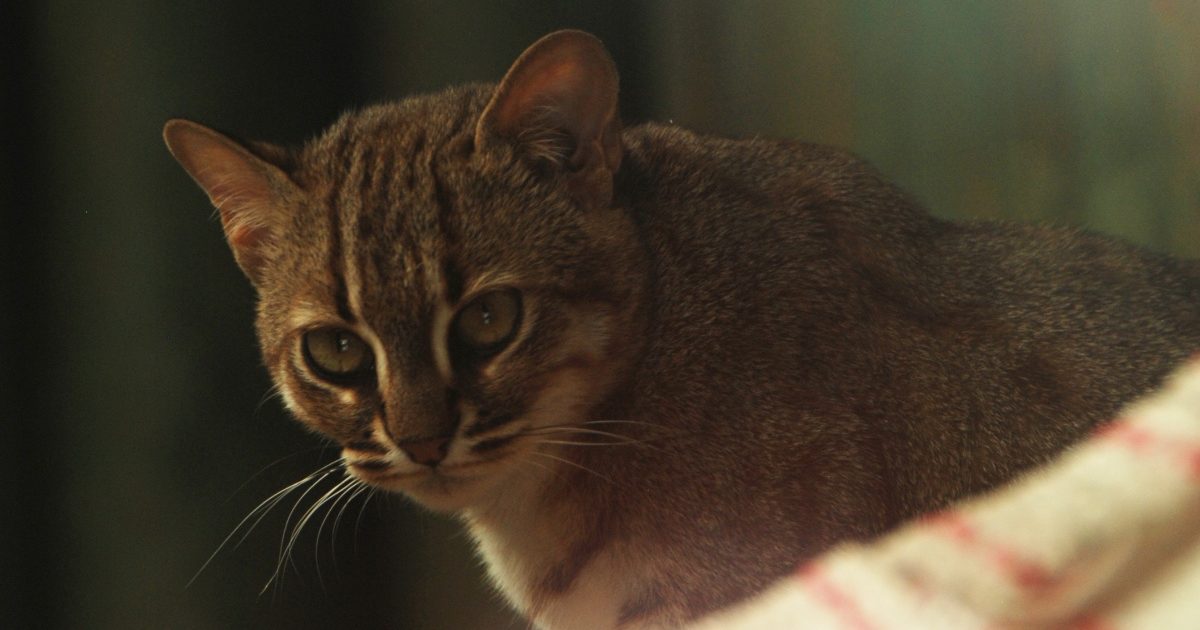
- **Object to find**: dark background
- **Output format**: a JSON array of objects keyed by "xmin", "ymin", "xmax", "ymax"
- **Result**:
[{"xmin": 4, "ymin": 2, "xmax": 1198, "ymax": 628}]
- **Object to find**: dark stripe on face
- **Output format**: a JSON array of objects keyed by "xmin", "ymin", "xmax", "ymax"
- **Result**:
[
  {"xmin": 355, "ymin": 144, "xmax": 380, "ymax": 295},
  {"xmin": 371, "ymin": 142, "xmax": 402, "ymax": 296},
  {"xmin": 405, "ymin": 131, "xmax": 425, "ymax": 191},
  {"xmin": 292, "ymin": 372, "xmax": 330, "ymax": 401},
  {"xmin": 442, "ymin": 259, "xmax": 464, "ymax": 303},
  {"xmin": 330, "ymin": 231, "xmax": 355, "ymax": 321},
  {"xmin": 430, "ymin": 159, "xmax": 457, "ymax": 245},
  {"xmin": 430, "ymin": 100, "xmax": 476, "ymax": 251},
  {"xmin": 447, "ymin": 97, "xmax": 477, "ymax": 143},
  {"xmin": 346, "ymin": 440, "xmax": 389, "ymax": 455},
  {"xmin": 472, "ymin": 433, "xmax": 517, "ymax": 453},
  {"xmin": 348, "ymin": 459, "xmax": 391, "ymax": 471},
  {"xmin": 464, "ymin": 411, "xmax": 517, "ymax": 438},
  {"xmin": 326, "ymin": 131, "xmax": 356, "ymax": 323},
  {"xmin": 287, "ymin": 365, "xmax": 349, "ymax": 435},
  {"xmin": 357, "ymin": 144, "xmax": 377, "ymax": 201}
]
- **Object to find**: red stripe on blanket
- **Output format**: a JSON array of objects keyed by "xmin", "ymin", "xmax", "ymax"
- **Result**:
[
  {"xmin": 923, "ymin": 512, "xmax": 1054, "ymax": 590},
  {"xmin": 795, "ymin": 563, "xmax": 877, "ymax": 630},
  {"xmin": 1094, "ymin": 421, "xmax": 1200, "ymax": 481}
]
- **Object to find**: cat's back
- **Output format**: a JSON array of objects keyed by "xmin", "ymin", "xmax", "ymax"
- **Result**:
[
  {"xmin": 619, "ymin": 123, "xmax": 884, "ymax": 300},
  {"xmin": 619, "ymin": 122, "xmax": 1200, "ymax": 347},
  {"xmin": 610, "ymin": 122, "xmax": 1200, "ymax": 546},
  {"xmin": 614, "ymin": 123, "xmax": 941, "ymax": 370},
  {"xmin": 616, "ymin": 121, "xmax": 1200, "ymax": 480}
]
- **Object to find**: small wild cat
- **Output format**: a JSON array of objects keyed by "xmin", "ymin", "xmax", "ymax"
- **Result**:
[{"xmin": 164, "ymin": 30, "xmax": 1200, "ymax": 629}]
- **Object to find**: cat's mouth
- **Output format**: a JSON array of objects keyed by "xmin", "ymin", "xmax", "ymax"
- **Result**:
[
  {"xmin": 346, "ymin": 456, "xmax": 496, "ymax": 479},
  {"xmin": 341, "ymin": 430, "xmax": 532, "ymax": 510}
]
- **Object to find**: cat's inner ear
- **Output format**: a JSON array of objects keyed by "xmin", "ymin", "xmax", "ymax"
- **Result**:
[
  {"xmin": 476, "ymin": 30, "xmax": 622, "ymax": 207},
  {"xmin": 162, "ymin": 119, "xmax": 295, "ymax": 285}
]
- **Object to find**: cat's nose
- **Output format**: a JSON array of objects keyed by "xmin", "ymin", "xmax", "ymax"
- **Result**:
[{"xmin": 400, "ymin": 437, "xmax": 450, "ymax": 467}]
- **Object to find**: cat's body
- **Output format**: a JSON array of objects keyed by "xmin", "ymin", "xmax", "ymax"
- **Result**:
[
  {"xmin": 165, "ymin": 31, "xmax": 1200, "ymax": 629},
  {"xmin": 466, "ymin": 122, "xmax": 1200, "ymax": 628}
]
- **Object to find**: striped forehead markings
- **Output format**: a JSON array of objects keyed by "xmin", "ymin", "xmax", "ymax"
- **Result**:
[
  {"xmin": 319, "ymin": 111, "xmax": 476, "ymax": 383},
  {"xmin": 324, "ymin": 131, "xmax": 357, "ymax": 324}
]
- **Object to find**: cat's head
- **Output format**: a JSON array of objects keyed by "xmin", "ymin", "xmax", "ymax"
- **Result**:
[{"xmin": 163, "ymin": 31, "xmax": 645, "ymax": 511}]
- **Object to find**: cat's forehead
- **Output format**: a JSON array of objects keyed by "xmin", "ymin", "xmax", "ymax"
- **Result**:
[
  {"xmin": 270, "ymin": 82, "xmax": 582, "ymax": 337},
  {"xmin": 287, "ymin": 85, "xmax": 495, "ymax": 255},
  {"xmin": 276, "ymin": 86, "xmax": 505, "ymax": 334},
  {"xmin": 299, "ymin": 84, "xmax": 492, "ymax": 170}
]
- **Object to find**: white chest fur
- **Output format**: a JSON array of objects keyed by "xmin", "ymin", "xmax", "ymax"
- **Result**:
[
  {"xmin": 463, "ymin": 482, "xmax": 651, "ymax": 630},
  {"xmin": 470, "ymin": 523, "xmax": 631, "ymax": 630}
]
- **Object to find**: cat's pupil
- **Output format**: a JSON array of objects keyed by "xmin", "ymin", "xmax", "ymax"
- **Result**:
[
  {"xmin": 302, "ymin": 327, "xmax": 372, "ymax": 383},
  {"xmin": 452, "ymin": 289, "xmax": 522, "ymax": 355}
]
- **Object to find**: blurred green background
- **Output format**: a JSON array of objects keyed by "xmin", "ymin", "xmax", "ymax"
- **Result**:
[{"xmin": 3, "ymin": 1, "xmax": 1197, "ymax": 628}]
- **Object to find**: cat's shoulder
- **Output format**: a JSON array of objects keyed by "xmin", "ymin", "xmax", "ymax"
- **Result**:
[
  {"xmin": 621, "ymin": 123, "xmax": 897, "ymax": 199},
  {"xmin": 624, "ymin": 123, "xmax": 851, "ymax": 168}
]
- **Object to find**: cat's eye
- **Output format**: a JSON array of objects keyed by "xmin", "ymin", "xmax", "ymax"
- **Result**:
[
  {"xmin": 302, "ymin": 327, "xmax": 374, "ymax": 383},
  {"xmin": 453, "ymin": 289, "xmax": 522, "ymax": 355}
]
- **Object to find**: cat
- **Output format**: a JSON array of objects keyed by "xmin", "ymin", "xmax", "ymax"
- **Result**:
[{"xmin": 163, "ymin": 29, "xmax": 1200, "ymax": 629}]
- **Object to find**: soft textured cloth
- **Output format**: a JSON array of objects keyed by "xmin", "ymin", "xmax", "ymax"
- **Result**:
[{"xmin": 690, "ymin": 355, "xmax": 1200, "ymax": 629}]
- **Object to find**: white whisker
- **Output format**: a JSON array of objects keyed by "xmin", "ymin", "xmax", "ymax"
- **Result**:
[
  {"xmin": 524, "ymin": 426, "xmax": 669, "ymax": 453},
  {"xmin": 262, "ymin": 469, "xmax": 345, "ymax": 595},
  {"xmin": 228, "ymin": 447, "xmax": 333, "ymax": 500},
  {"xmin": 332, "ymin": 481, "xmax": 368, "ymax": 544},
  {"xmin": 530, "ymin": 450, "xmax": 611, "ymax": 483},
  {"xmin": 313, "ymin": 478, "xmax": 365, "ymax": 582},
  {"xmin": 279, "ymin": 475, "xmax": 357, "ymax": 595},
  {"xmin": 254, "ymin": 382, "xmax": 284, "ymax": 416},
  {"xmin": 187, "ymin": 458, "xmax": 339, "ymax": 590},
  {"xmin": 536, "ymin": 439, "xmax": 638, "ymax": 448},
  {"xmin": 514, "ymin": 454, "xmax": 557, "ymax": 477},
  {"xmin": 353, "ymin": 487, "xmax": 379, "ymax": 556},
  {"xmin": 581, "ymin": 419, "xmax": 668, "ymax": 429}
]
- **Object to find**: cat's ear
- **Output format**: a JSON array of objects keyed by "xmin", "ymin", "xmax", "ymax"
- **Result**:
[
  {"xmin": 476, "ymin": 30, "xmax": 622, "ymax": 209},
  {"xmin": 162, "ymin": 119, "xmax": 296, "ymax": 285}
]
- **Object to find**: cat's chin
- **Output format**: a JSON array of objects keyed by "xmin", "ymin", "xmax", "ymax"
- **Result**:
[{"xmin": 350, "ymin": 460, "xmax": 518, "ymax": 513}]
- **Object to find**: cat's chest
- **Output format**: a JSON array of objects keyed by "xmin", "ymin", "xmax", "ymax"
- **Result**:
[{"xmin": 466, "ymin": 507, "xmax": 655, "ymax": 630}]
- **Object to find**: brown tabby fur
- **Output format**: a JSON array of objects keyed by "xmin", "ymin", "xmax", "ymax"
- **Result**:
[{"xmin": 164, "ymin": 30, "xmax": 1200, "ymax": 629}]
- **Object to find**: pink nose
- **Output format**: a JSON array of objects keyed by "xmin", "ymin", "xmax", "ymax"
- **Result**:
[{"xmin": 400, "ymin": 438, "xmax": 450, "ymax": 467}]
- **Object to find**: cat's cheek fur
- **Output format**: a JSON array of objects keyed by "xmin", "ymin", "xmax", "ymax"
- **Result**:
[
  {"xmin": 273, "ymin": 359, "xmax": 314, "ymax": 426},
  {"xmin": 276, "ymin": 377, "xmax": 303, "ymax": 419},
  {"xmin": 524, "ymin": 367, "xmax": 608, "ymax": 433}
]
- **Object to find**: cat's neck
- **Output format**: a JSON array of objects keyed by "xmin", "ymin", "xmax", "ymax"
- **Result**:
[{"xmin": 462, "ymin": 460, "xmax": 632, "ymax": 629}]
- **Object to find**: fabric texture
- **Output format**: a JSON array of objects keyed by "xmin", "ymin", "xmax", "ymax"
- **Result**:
[{"xmin": 691, "ymin": 356, "xmax": 1200, "ymax": 629}]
